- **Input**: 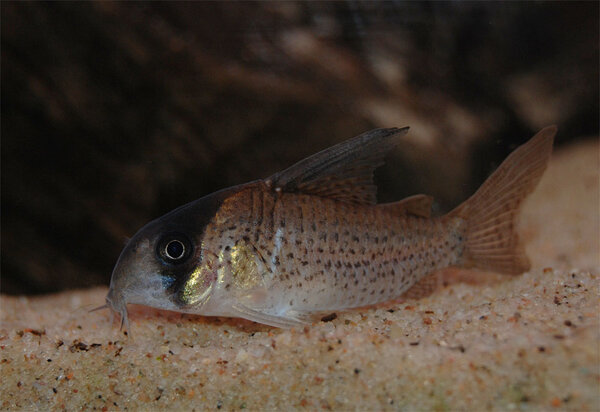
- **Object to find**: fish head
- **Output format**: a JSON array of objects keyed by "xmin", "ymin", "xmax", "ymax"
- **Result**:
[{"xmin": 106, "ymin": 187, "xmax": 240, "ymax": 329}]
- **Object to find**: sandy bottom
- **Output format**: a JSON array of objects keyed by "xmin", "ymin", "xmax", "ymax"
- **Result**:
[{"xmin": 1, "ymin": 139, "xmax": 598, "ymax": 411}]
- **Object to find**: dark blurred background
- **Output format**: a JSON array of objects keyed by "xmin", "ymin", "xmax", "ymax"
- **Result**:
[{"xmin": 2, "ymin": 2, "xmax": 598, "ymax": 295}]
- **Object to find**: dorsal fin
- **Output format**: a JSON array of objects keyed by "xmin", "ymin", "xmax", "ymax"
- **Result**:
[
  {"xmin": 378, "ymin": 194, "xmax": 433, "ymax": 218},
  {"xmin": 265, "ymin": 127, "xmax": 409, "ymax": 205}
]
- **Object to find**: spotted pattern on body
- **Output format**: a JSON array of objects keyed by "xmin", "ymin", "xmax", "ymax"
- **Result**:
[{"xmin": 200, "ymin": 184, "xmax": 465, "ymax": 315}]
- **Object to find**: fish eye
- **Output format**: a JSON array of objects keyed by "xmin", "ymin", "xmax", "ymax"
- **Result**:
[
  {"xmin": 166, "ymin": 240, "xmax": 185, "ymax": 260},
  {"xmin": 157, "ymin": 233, "xmax": 192, "ymax": 265}
]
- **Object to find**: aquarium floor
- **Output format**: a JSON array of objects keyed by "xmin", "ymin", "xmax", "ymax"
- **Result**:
[{"xmin": 2, "ymin": 138, "xmax": 598, "ymax": 411}]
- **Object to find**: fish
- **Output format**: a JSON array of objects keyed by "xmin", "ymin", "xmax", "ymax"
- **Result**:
[{"xmin": 105, "ymin": 125, "xmax": 556, "ymax": 329}]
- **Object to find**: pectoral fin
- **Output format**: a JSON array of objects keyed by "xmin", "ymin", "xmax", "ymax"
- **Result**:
[{"xmin": 231, "ymin": 304, "xmax": 312, "ymax": 329}]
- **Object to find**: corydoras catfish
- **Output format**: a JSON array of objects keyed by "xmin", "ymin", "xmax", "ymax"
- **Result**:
[{"xmin": 105, "ymin": 126, "xmax": 556, "ymax": 329}]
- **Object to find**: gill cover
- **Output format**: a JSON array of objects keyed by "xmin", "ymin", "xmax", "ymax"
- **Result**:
[{"xmin": 105, "ymin": 186, "xmax": 239, "ymax": 330}]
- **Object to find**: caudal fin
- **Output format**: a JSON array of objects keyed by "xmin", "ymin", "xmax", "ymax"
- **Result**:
[{"xmin": 447, "ymin": 126, "xmax": 556, "ymax": 275}]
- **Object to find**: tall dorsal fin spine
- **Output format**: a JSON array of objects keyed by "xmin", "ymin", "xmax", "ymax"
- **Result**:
[{"xmin": 266, "ymin": 127, "xmax": 409, "ymax": 205}]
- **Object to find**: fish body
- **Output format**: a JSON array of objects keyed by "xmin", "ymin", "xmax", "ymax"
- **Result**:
[
  {"xmin": 106, "ymin": 126, "xmax": 556, "ymax": 328},
  {"xmin": 201, "ymin": 187, "xmax": 462, "ymax": 318}
]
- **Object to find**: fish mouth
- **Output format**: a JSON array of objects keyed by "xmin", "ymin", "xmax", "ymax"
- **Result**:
[{"xmin": 105, "ymin": 263, "xmax": 184, "ymax": 331}]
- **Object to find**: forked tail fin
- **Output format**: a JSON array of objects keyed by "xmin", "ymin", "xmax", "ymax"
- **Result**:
[{"xmin": 447, "ymin": 126, "xmax": 557, "ymax": 275}]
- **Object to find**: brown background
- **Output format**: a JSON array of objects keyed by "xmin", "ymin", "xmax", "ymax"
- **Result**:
[{"xmin": 2, "ymin": 2, "xmax": 598, "ymax": 294}]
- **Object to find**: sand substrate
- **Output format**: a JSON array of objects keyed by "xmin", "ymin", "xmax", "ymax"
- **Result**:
[{"xmin": 1, "ymin": 138, "xmax": 598, "ymax": 411}]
